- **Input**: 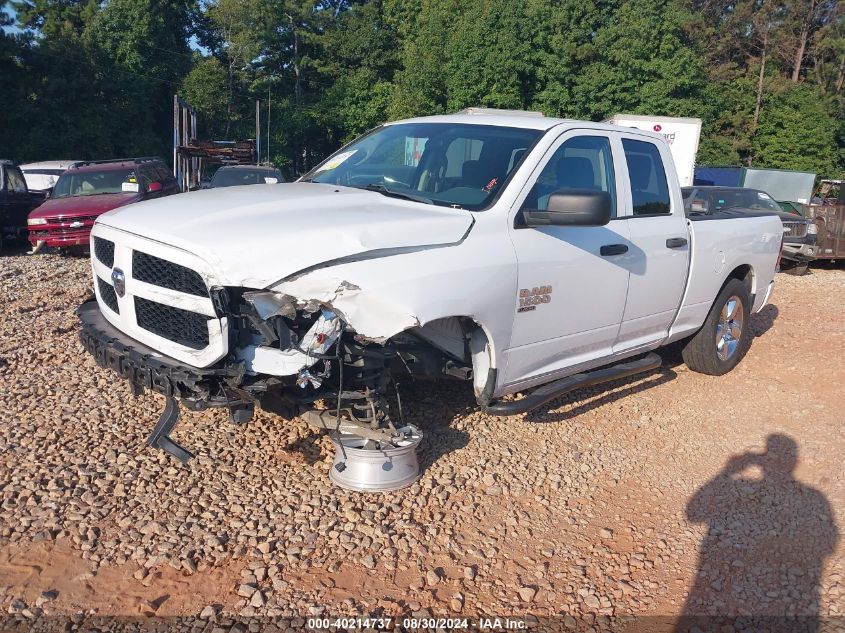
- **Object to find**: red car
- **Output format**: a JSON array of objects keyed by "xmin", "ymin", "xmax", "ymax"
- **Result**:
[{"xmin": 27, "ymin": 157, "xmax": 178, "ymax": 251}]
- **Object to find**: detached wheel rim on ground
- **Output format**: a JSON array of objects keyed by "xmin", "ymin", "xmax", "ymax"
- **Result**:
[{"xmin": 715, "ymin": 295, "xmax": 744, "ymax": 361}]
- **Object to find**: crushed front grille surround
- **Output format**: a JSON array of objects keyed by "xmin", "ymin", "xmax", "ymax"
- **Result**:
[{"xmin": 90, "ymin": 226, "xmax": 226, "ymax": 364}]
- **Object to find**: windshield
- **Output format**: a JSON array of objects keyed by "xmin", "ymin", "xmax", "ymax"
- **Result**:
[
  {"xmin": 211, "ymin": 168, "xmax": 280, "ymax": 187},
  {"xmin": 52, "ymin": 168, "xmax": 138, "ymax": 198},
  {"xmin": 685, "ymin": 188, "xmax": 783, "ymax": 214},
  {"xmin": 302, "ymin": 123, "xmax": 542, "ymax": 209}
]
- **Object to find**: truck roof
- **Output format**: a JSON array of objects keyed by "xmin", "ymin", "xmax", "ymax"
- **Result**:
[
  {"xmin": 21, "ymin": 160, "xmax": 83, "ymax": 171},
  {"xmin": 64, "ymin": 157, "xmax": 164, "ymax": 174},
  {"xmin": 388, "ymin": 110, "xmax": 667, "ymax": 141}
]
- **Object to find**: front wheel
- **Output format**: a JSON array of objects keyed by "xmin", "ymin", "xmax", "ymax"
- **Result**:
[{"xmin": 681, "ymin": 278, "xmax": 752, "ymax": 376}]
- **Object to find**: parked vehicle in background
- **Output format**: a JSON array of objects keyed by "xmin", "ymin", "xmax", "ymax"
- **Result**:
[
  {"xmin": 77, "ymin": 110, "xmax": 781, "ymax": 464},
  {"xmin": 682, "ymin": 186, "xmax": 817, "ymax": 274},
  {"xmin": 27, "ymin": 157, "xmax": 178, "ymax": 252},
  {"xmin": 604, "ymin": 114, "xmax": 702, "ymax": 187},
  {"xmin": 0, "ymin": 160, "xmax": 43, "ymax": 253},
  {"xmin": 20, "ymin": 160, "xmax": 82, "ymax": 196},
  {"xmin": 694, "ymin": 166, "xmax": 816, "ymax": 207},
  {"xmin": 805, "ymin": 204, "xmax": 845, "ymax": 262},
  {"xmin": 206, "ymin": 164, "xmax": 285, "ymax": 188}
]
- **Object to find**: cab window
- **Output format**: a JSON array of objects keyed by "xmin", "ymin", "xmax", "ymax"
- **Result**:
[
  {"xmin": 5, "ymin": 167, "xmax": 28, "ymax": 193},
  {"xmin": 622, "ymin": 139, "xmax": 670, "ymax": 216},
  {"xmin": 520, "ymin": 136, "xmax": 616, "ymax": 216}
]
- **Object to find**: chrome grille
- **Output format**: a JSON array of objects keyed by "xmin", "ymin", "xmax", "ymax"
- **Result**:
[
  {"xmin": 94, "ymin": 237, "xmax": 114, "ymax": 268},
  {"xmin": 783, "ymin": 222, "xmax": 808, "ymax": 238},
  {"xmin": 132, "ymin": 251, "xmax": 207, "ymax": 297},
  {"xmin": 97, "ymin": 277, "xmax": 119, "ymax": 314},
  {"xmin": 134, "ymin": 297, "xmax": 210, "ymax": 349}
]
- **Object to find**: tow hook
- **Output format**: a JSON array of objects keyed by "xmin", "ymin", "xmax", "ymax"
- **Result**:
[{"xmin": 147, "ymin": 396, "xmax": 195, "ymax": 464}]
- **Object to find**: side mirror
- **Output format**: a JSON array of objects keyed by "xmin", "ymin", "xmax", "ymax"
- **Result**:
[
  {"xmin": 524, "ymin": 190, "xmax": 612, "ymax": 227},
  {"xmin": 148, "ymin": 181, "xmax": 163, "ymax": 193}
]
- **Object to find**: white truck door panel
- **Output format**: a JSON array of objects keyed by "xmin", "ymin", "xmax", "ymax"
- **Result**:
[
  {"xmin": 504, "ymin": 132, "xmax": 631, "ymax": 386},
  {"xmin": 614, "ymin": 136, "xmax": 690, "ymax": 351}
]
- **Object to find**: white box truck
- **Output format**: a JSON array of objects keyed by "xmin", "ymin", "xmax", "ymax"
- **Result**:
[{"xmin": 605, "ymin": 114, "xmax": 702, "ymax": 187}]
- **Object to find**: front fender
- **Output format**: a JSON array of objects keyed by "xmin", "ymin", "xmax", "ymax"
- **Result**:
[{"xmin": 272, "ymin": 274, "xmax": 421, "ymax": 343}]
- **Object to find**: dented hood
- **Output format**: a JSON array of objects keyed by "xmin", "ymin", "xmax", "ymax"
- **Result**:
[{"xmin": 96, "ymin": 182, "xmax": 474, "ymax": 288}]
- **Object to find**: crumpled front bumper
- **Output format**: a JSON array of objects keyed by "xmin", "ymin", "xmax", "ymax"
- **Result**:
[
  {"xmin": 77, "ymin": 298, "xmax": 244, "ymax": 404},
  {"xmin": 781, "ymin": 242, "xmax": 817, "ymax": 262}
]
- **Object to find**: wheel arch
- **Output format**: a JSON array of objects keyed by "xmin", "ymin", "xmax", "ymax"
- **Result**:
[
  {"xmin": 724, "ymin": 264, "xmax": 755, "ymax": 304},
  {"xmin": 397, "ymin": 315, "xmax": 498, "ymax": 401}
]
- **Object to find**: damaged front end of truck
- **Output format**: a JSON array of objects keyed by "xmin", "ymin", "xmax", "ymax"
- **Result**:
[{"xmin": 78, "ymin": 270, "xmax": 481, "ymax": 464}]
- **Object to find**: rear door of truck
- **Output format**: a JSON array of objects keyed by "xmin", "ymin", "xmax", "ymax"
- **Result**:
[{"xmin": 611, "ymin": 133, "xmax": 691, "ymax": 352}]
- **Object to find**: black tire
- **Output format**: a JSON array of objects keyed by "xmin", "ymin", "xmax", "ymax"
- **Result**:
[{"xmin": 681, "ymin": 278, "xmax": 752, "ymax": 376}]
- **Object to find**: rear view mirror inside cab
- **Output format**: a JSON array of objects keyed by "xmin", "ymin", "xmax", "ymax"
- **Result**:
[{"xmin": 523, "ymin": 189, "xmax": 612, "ymax": 227}]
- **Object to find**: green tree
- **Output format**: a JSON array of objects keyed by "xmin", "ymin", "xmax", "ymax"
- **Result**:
[
  {"xmin": 752, "ymin": 83, "xmax": 840, "ymax": 175},
  {"xmin": 86, "ymin": 0, "xmax": 197, "ymax": 157},
  {"xmin": 317, "ymin": 1, "xmax": 399, "ymax": 141},
  {"xmin": 571, "ymin": 0, "xmax": 707, "ymax": 121},
  {"xmin": 529, "ymin": 0, "xmax": 620, "ymax": 117},
  {"xmin": 387, "ymin": 0, "xmax": 452, "ymax": 118},
  {"xmin": 179, "ymin": 55, "xmax": 233, "ymax": 139},
  {"xmin": 442, "ymin": 0, "xmax": 534, "ymax": 111}
]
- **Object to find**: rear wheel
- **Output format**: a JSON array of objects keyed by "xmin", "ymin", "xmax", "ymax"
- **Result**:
[{"xmin": 681, "ymin": 278, "xmax": 752, "ymax": 376}]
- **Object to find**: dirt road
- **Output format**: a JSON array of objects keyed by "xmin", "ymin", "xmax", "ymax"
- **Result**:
[{"xmin": 1, "ymin": 252, "xmax": 843, "ymax": 631}]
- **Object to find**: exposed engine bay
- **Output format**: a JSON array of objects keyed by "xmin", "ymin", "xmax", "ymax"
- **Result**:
[{"xmin": 171, "ymin": 287, "xmax": 482, "ymax": 444}]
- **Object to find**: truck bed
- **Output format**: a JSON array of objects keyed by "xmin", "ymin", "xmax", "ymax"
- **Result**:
[{"xmin": 668, "ymin": 213, "xmax": 782, "ymax": 343}]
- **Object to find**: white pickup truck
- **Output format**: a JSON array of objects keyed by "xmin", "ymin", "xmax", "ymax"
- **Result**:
[{"xmin": 78, "ymin": 109, "xmax": 782, "ymax": 461}]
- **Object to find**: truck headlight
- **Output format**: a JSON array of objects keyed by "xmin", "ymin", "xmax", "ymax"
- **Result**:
[
  {"xmin": 806, "ymin": 223, "xmax": 818, "ymax": 235},
  {"xmin": 27, "ymin": 218, "xmax": 47, "ymax": 226}
]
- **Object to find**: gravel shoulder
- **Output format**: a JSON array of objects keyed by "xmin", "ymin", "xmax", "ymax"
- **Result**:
[{"xmin": 1, "ymin": 251, "xmax": 844, "ymax": 628}]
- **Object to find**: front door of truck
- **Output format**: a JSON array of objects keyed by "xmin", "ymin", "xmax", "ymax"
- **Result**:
[
  {"xmin": 612, "ymin": 135, "xmax": 690, "ymax": 352},
  {"xmin": 503, "ymin": 131, "xmax": 632, "ymax": 387}
]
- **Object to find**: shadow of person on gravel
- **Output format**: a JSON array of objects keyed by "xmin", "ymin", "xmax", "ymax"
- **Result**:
[{"xmin": 675, "ymin": 434, "xmax": 838, "ymax": 633}]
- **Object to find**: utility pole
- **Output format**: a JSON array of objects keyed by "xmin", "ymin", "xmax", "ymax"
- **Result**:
[{"xmin": 255, "ymin": 99, "xmax": 260, "ymax": 165}]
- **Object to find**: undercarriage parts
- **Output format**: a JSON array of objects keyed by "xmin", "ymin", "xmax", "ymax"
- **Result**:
[{"xmin": 147, "ymin": 396, "xmax": 194, "ymax": 464}]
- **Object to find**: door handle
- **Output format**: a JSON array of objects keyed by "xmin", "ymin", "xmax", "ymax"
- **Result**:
[
  {"xmin": 600, "ymin": 244, "xmax": 628, "ymax": 256},
  {"xmin": 666, "ymin": 237, "xmax": 688, "ymax": 248}
]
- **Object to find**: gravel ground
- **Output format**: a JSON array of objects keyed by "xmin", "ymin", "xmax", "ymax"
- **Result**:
[{"xmin": 1, "ymin": 250, "xmax": 844, "ymax": 631}]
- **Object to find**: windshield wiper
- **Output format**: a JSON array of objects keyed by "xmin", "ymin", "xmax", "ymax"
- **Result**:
[{"xmin": 362, "ymin": 183, "xmax": 433, "ymax": 204}]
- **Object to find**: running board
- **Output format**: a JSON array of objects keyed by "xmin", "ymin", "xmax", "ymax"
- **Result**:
[{"xmin": 483, "ymin": 353, "xmax": 662, "ymax": 416}]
